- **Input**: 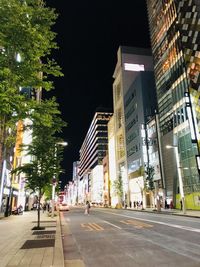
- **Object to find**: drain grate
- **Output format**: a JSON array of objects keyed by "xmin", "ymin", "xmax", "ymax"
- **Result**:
[
  {"xmin": 32, "ymin": 230, "xmax": 56, "ymax": 235},
  {"xmin": 35, "ymin": 234, "xmax": 55, "ymax": 239},
  {"xmin": 32, "ymin": 220, "xmax": 56, "ymax": 223},
  {"xmin": 21, "ymin": 239, "xmax": 55, "ymax": 249},
  {"xmin": 42, "ymin": 225, "xmax": 56, "ymax": 228},
  {"xmin": 32, "ymin": 226, "xmax": 45, "ymax": 230}
]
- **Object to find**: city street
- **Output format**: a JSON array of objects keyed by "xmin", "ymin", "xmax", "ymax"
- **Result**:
[{"xmin": 61, "ymin": 207, "xmax": 200, "ymax": 267}]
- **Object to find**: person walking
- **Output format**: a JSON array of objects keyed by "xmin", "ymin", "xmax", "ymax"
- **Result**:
[
  {"xmin": 84, "ymin": 201, "xmax": 90, "ymax": 215},
  {"xmin": 42, "ymin": 203, "xmax": 46, "ymax": 213},
  {"xmin": 180, "ymin": 200, "xmax": 183, "ymax": 210}
]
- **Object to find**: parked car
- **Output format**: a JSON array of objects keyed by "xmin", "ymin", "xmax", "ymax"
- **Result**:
[{"xmin": 59, "ymin": 203, "xmax": 69, "ymax": 211}]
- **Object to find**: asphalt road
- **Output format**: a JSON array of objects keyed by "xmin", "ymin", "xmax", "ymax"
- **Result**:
[{"xmin": 61, "ymin": 207, "xmax": 200, "ymax": 267}]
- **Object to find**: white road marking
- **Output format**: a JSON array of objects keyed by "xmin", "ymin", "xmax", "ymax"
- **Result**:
[
  {"xmin": 99, "ymin": 211, "xmax": 200, "ymax": 233},
  {"xmin": 103, "ymin": 220, "xmax": 122, "ymax": 229}
]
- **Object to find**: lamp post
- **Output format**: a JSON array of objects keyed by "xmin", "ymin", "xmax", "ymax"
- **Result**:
[
  {"xmin": 51, "ymin": 177, "xmax": 56, "ymax": 218},
  {"xmin": 166, "ymin": 145, "xmax": 186, "ymax": 214},
  {"xmin": 51, "ymin": 141, "xmax": 68, "ymax": 218}
]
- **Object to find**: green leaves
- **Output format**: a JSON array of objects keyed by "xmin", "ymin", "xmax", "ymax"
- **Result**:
[
  {"xmin": 113, "ymin": 175, "xmax": 123, "ymax": 199},
  {"xmin": 0, "ymin": 0, "xmax": 66, "ymax": 197},
  {"xmin": 145, "ymin": 165, "xmax": 155, "ymax": 191},
  {"xmin": 13, "ymin": 98, "xmax": 66, "ymax": 195},
  {"xmin": 0, "ymin": 0, "xmax": 62, "ymax": 89},
  {"xmin": 0, "ymin": 0, "xmax": 64, "ymax": 161}
]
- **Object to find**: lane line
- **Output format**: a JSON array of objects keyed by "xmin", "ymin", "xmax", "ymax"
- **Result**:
[
  {"xmin": 102, "ymin": 220, "xmax": 122, "ymax": 229},
  {"xmin": 98, "ymin": 211, "xmax": 200, "ymax": 233}
]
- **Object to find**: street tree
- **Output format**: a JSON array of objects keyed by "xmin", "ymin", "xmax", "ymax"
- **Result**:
[
  {"xmin": 13, "ymin": 98, "xmax": 66, "ymax": 229},
  {"xmin": 145, "ymin": 165, "xmax": 161, "ymax": 211},
  {"xmin": 113, "ymin": 174, "xmax": 123, "ymax": 208},
  {"xmin": 0, "ymin": 0, "xmax": 63, "ymax": 189},
  {"xmin": 145, "ymin": 165, "xmax": 155, "ymax": 191}
]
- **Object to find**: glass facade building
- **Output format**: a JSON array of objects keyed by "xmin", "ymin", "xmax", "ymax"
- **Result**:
[
  {"xmin": 146, "ymin": 0, "xmax": 200, "ymax": 208},
  {"xmin": 79, "ymin": 111, "xmax": 112, "ymax": 180}
]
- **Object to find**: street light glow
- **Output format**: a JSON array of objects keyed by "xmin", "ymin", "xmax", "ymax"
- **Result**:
[
  {"xmin": 166, "ymin": 145, "xmax": 175, "ymax": 149},
  {"xmin": 165, "ymin": 144, "xmax": 186, "ymax": 214},
  {"xmin": 56, "ymin": 141, "xmax": 68, "ymax": 146}
]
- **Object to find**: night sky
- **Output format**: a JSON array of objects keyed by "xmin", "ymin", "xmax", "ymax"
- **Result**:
[{"xmin": 46, "ymin": 0, "xmax": 151, "ymax": 188}]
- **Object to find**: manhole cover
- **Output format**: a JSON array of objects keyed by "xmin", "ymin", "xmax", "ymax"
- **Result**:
[{"xmin": 21, "ymin": 239, "xmax": 55, "ymax": 249}]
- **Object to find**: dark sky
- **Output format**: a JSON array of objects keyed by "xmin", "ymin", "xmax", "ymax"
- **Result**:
[{"xmin": 46, "ymin": 0, "xmax": 151, "ymax": 188}]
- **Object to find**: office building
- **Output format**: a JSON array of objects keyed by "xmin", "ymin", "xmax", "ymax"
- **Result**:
[
  {"xmin": 79, "ymin": 110, "xmax": 112, "ymax": 202},
  {"xmin": 124, "ymin": 71, "xmax": 157, "ymax": 206},
  {"xmin": 146, "ymin": 0, "xmax": 200, "ymax": 209},
  {"xmin": 112, "ymin": 46, "xmax": 155, "ymax": 206}
]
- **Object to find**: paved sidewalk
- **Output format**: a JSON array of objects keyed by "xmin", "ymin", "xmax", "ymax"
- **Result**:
[
  {"xmin": 127, "ymin": 207, "xmax": 200, "ymax": 218},
  {"xmin": 0, "ymin": 211, "xmax": 64, "ymax": 267}
]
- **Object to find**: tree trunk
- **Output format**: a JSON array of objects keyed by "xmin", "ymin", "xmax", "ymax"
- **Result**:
[
  {"xmin": 37, "ymin": 188, "xmax": 41, "ymax": 228},
  {"xmin": 154, "ymin": 182, "xmax": 161, "ymax": 211},
  {"xmin": 0, "ymin": 116, "xmax": 6, "ymax": 184}
]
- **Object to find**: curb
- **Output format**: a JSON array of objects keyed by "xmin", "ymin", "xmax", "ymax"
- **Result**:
[
  {"xmin": 53, "ymin": 212, "xmax": 65, "ymax": 267},
  {"xmin": 121, "ymin": 207, "xmax": 200, "ymax": 219}
]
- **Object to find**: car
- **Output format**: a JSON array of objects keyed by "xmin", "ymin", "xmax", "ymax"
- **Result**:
[{"xmin": 59, "ymin": 203, "xmax": 69, "ymax": 211}]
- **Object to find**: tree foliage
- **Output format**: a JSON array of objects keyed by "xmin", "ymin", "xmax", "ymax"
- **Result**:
[
  {"xmin": 12, "ymin": 98, "xmax": 66, "ymax": 227},
  {"xmin": 15, "ymin": 98, "xmax": 66, "ymax": 192},
  {"xmin": 145, "ymin": 165, "xmax": 155, "ymax": 191},
  {"xmin": 113, "ymin": 175, "xmax": 123, "ymax": 200},
  {"xmin": 0, "ymin": 0, "xmax": 63, "ymax": 177}
]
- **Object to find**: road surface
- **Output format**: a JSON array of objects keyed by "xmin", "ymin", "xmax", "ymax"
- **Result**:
[{"xmin": 61, "ymin": 207, "xmax": 200, "ymax": 267}]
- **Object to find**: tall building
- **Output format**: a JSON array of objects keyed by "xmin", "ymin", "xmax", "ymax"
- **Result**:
[
  {"xmin": 72, "ymin": 161, "xmax": 80, "ymax": 204},
  {"xmin": 108, "ymin": 116, "xmax": 118, "ymax": 207},
  {"xmin": 79, "ymin": 110, "xmax": 112, "ymax": 202},
  {"xmin": 124, "ymin": 71, "xmax": 157, "ymax": 207},
  {"xmin": 112, "ymin": 46, "xmax": 154, "ymax": 206},
  {"xmin": 102, "ymin": 154, "xmax": 110, "ymax": 206},
  {"xmin": 146, "ymin": 0, "xmax": 200, "ymax": 209}
]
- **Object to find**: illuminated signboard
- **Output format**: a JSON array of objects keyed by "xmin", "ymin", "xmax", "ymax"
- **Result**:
[{"xmin": 124, "ymin": 63, "xmax": 145, "ymax": 72}]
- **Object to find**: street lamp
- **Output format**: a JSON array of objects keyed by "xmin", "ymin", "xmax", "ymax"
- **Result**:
[
  {"xmin": 166, "ymin": 145, "xmax": 186, "ymax": 214},
  {"xmin": 56, "ymin": 141, "xmax": 68, "ymax": 146},
  {"xmin": 51, "ymin": 141, "xmax": 68, "ymax": 218}
]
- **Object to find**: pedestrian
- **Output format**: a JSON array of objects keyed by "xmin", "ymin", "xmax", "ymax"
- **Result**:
[
  {"xmin": 33, "ymin": 203, "xmax": 37, "ymax": 210},
  {"xmin": 169, "ymin": 200, "xmax": 173, "ymax": 209},
  {"xmin": 84, "ymin": 201, "xmax": 90, "ymax": 215},
  {"xmin": 180, "ymin": 200, "xmax": 183, "ymax": 210},
  {"xmin": 46, "ymin": 203, "xmax": 50, "ymax": 212},
  {"xmin": 165, "ymin": 199, "xmax": 168, "ymax": 209},
  {"xmin": 42, "ymin": 203, "xmax": 46, "ymax": 213},
  {"xmin": 17, "ymin": 204, "xmax": 23, "ymax": 215}
]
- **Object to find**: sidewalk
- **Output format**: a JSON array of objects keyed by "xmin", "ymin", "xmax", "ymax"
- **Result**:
[
  {"xmin": 0, "ymin": 211, "xmax": 64, "ymax": 267},
  {"xmin": 127, "ymin": 207, "xmax": 200, "ymax": 218},
  {"xmin": 0, "ymin": 208, "xmax": 199, "ymax": 267}
]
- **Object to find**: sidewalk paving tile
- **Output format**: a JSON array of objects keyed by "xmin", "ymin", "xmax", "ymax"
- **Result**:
[
  {"xmin": 64, "ymin": 260, "xmax": 86, "ymax": 267},
  {"xmin": 0, "ymin": 211, "xmax": 64, "ymax": 267}
]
